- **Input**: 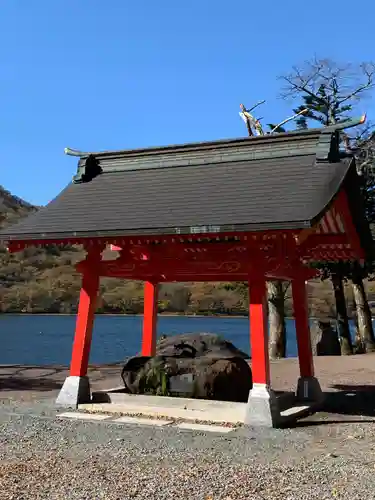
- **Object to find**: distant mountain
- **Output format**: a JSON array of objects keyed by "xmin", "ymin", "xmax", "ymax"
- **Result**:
[{"xmin": 0, "ymin": 185, "xmax": 38, "ymax": 228}]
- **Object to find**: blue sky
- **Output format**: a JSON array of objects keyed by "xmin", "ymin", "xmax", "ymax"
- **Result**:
[{"xmin": 1, "ymin": 1, "xmax": 374, "ymax": 205}]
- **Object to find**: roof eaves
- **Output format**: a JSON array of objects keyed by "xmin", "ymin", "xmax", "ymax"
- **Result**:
[{"xmin": 0, "ymin": 220, "xmax": 313, "ymax": 243}]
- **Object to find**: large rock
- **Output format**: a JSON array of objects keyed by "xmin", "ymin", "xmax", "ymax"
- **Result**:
[
  {"xmin": 156, "ymin": 332, "xmax": 250, "ymax": 359},
  {"xmin": 310, "ymin": 320, "xmax": 341, "ymax": 356},
  {"xmin": 121, "ymin": 333, "xmax": 252, "ymax": 402}
]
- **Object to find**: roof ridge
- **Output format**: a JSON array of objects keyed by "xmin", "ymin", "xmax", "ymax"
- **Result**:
[
  {"xmin": 72, "ymin": 131, "xmax": 324, "ymax": 184},
  {"xmin": 69, "ymin": 117, "xmax": 363, "ymax": 184},
  {"xmin": 65, "ymin": 128, "xmax": 322, "ymax": 160},
  {"xmin": 65, "ymin": 116, "xmax": 365, "ymax": 161}
]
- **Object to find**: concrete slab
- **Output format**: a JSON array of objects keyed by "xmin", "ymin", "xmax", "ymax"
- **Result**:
[
  {"xmin": 176, "ymin": 422, "xmax": 234, "ymax": 433},
  {"xmin": 87, "ymin": 389, "xmax": 320, "ymax": 427},
  {"xmin": 92, "ymin": 391, "xmax": 248, "ymax": 412},
  {"xmin": 113, "ymin": 416, "xmax": 173, "ymax": 426},
  {"xmin": 89, "ymin": 381, "xmax": 326, "ymax": 428},
  {"xmin": 79, "ymin": 396, "xmax": 247, "ymax": 424},
  {"xmin": 58, "ymin": 411, "xmax": 110, "ymax": 421}
]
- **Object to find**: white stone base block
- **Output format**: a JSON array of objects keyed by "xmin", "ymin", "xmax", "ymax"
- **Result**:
[
  {"xmin": 56, "ymin": 376, "xmax": 91, "ymax": 407},
  {"xmin": 244, "ymin": 383, "xmax": 280, "ymax": 427},
  {"xmin": 296, "ymin": 376, "xmax": 324, "ymax": 403}
]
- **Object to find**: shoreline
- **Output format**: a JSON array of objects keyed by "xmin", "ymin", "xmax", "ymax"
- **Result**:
[
  {"xmin": 0, "ymin": 312, "xmax": 335, "ymax": 321},
  {"xmin": 0, "ymin": 311, "xmax": 248, "ymax": 318},
  {"xmin": 3, "ymin": 348, "xmax": 375, "ymax": 371}
]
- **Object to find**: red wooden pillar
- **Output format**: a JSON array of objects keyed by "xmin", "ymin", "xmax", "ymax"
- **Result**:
[
  {"xmin": 70, "ymin": 270, "xmax": 100, "ymax": 377},
  {"xmin": 142, "ymin": 281, "xmax": 158, "ymax": 356},
  {"xmin": 249, "ymin": 277, "xmax": 270, "ymax": 386},
  {"xmin": 292, "ymin": 278, "xmax": 314, "ymax": 378}
]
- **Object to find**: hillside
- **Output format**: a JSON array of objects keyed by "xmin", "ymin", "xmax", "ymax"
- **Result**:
[
  {"xmin": 0, "ymin": 186, "xmax": 371, "ymax": 317},
  {"xmin": 0, "ymin": 186, "xmax": 38, "ymax": 228}
]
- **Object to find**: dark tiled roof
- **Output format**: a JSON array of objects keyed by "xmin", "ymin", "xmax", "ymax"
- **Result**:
[{"xmin": 0, "ymin": 129, "xmax": 359, "ymax": 241}]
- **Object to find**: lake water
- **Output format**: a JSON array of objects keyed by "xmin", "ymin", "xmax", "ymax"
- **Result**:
[{"xmin": 0, "ymin": 314, "xmax": 359, "ymax": 366}]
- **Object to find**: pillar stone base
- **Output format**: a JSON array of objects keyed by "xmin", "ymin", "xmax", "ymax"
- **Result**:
[
  {"xmin": 56, "ymin": 376, "xmax": 91, "ymax": 407},
  {"xmin": 296, "ymin": 376, "xmax": 324, "ymax": 403},
  {"xmin": 244, "ymin": 383, "xmax": 280, "ymax": 427}
]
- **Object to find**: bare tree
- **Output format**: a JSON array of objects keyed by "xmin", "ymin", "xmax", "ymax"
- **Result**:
[
  {"xmin": 281, "ymin": 58, "xmax": 375, "ymax": 126},
  {"xmin": 280, "ymin": 58, "xmax": 375, "ymax": 354}
]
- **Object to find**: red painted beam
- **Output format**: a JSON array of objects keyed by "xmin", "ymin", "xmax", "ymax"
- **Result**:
[
  {"xmin": 300, "ymin": 233, "xmax": 348, "ymax": 248},
  {"xmin": 248, "ymin": 276, "xmax": 270, "ymax": 386},
  {"xmin": 70, "ymin": 270, "xmax": 99, "ymax": 377},
  {"xmin": 99, "ymin": 258, "xmax": 253, "ymax": 277},
  {"xmin": 95, "ymin": 259, "xmax": 323, "ymax": 282},
  {"xmin": 111, "ymin": 274, "xmax": 250, "ymax": 282},
  {"xmin": 3, "ymin": 228, "xmax": 300, "ymax": 251},
  {"xmin": 292, "ymin": 278, "xmax": 314, "ymax": 378},
  {"xmin": 69, "ymin": 247, "xmax": 103, "ymax": 377},
  {"xmin": 142, "ymin": 281, "xmax": 158, "ymax": 356},
  {"xmin": 6, "ymin": 242, "xmax": 27, "ymax": 253}
]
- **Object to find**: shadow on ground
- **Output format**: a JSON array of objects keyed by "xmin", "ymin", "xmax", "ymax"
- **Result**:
[
  {"xmin": 324, "ymin": 385, "xmax": 375, "ymax": 417},
  {"xmin": 0, "ymin": 377, "xmax": 62, "ymax": 391},
  {"xmin": 292, "ymin": 385, "xmax": 375, "ymax": 427},
  {"xmin": 0, "ymin": 364, "xmax": 123, "ymax": 394},
  {"xmin": 0, "ymin": 365, "xmax": 65, "ymax": 392}
]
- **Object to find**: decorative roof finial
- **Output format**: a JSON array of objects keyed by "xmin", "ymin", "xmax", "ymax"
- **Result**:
[
  {"xmin": 64, "ymin": 147, "xmax": 86, "ymax": 157},
  {"xmin": 239, "ymin": 102, "xmax": 310, "ymax": 136},
  {"xmin": 239, "ymin": 101, "xmax": 265, "ymax": 136},
  {"xmin": 270, "ymin": 108, "xmax": 308, "ymax": 133}
]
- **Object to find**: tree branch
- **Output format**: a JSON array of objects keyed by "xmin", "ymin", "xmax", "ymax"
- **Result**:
[{"xmin": 282, "ymin": 75, "xmax": 328, "ymax": 105}]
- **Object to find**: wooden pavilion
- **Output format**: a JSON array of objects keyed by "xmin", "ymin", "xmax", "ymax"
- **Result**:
[{"xmin": 0, "ymin": 117, "xmax": 372, "ymax": 427}]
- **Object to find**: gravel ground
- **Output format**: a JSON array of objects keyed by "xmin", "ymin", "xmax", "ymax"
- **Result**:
[
  {"xmin": 2, "ymin": 356, "xmax": 375, "ymax": 499},
  {"xmin": 1, "ymin": 400, "xmax": 375, "ymax": 499}
]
